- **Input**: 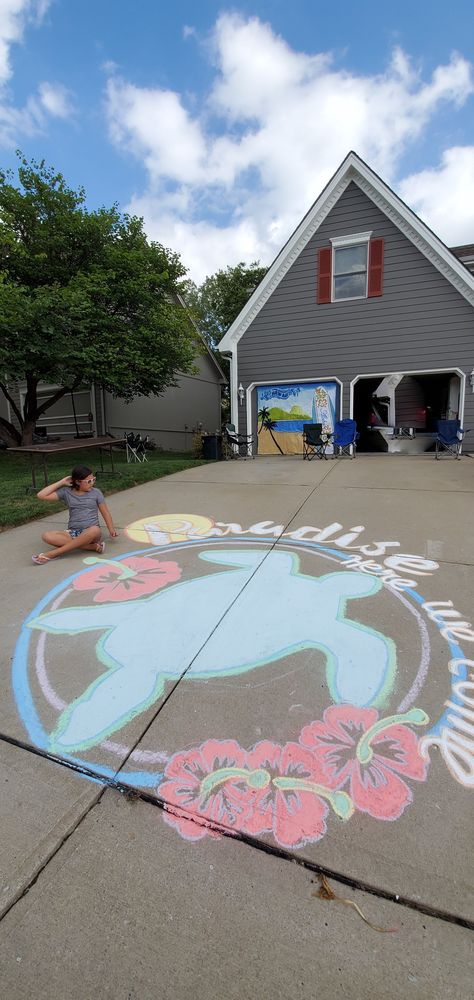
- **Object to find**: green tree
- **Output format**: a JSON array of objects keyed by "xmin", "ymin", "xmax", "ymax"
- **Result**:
[
  {"xmin": 182, "ymin": 261, "xmax": 267, "ymax": 426},
  {"xmin": 0, "ymin": 155, "xmax": 198, "ymax": 445},
  {"xmin": 182, "ymin": 260, "xmax": 268, "ymax": 350}
]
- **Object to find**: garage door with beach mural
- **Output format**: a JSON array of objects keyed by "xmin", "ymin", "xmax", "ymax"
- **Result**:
[{"xmin": 257, "ymin": 381, "xmax": 339, "ymax": 455}]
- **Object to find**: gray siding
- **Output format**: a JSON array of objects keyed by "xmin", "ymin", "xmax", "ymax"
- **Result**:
[
  {"xmin": 237, "ymin": 181, "xmax": 474, "ymax": 447},
  {"xmin": 1, "ymin": 353, "xmax": 223, "ymax": 451},
  {"xmin": 1, "ymin": 383, "xmax": 95, "ymax": 439},
  {"xmin": 104, "ymin": 350, "xmax": 222, "ymax": 451}
]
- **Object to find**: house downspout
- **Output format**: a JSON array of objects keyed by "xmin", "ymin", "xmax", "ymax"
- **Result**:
[{"xmin": 227, "ymin": 346, "xmax": 238, "ymax": 428}]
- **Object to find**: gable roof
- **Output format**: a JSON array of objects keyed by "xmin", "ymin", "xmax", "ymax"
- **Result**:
[
  {"xmin": 219, "ymin": 151, "xmax": 474, "ymax": 352},
  {"xmin": 175, "ymin": 292, "xmax": 227, "ymax": 383}
]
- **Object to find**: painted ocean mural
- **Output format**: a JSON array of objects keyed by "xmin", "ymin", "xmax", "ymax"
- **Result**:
[{"xmin": 257, "ymin": 382, "xmax": 338, "ymax": 455}]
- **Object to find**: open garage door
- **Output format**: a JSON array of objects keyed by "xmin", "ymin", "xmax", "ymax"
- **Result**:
[{"xmin": 352, "ymin": 370, "xmax": 463, "ymax": 453}]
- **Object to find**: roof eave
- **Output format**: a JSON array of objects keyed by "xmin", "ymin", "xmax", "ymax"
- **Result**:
[{"xmin": 219, "ymin": 151, "xmax": 474, "ymax": 351}]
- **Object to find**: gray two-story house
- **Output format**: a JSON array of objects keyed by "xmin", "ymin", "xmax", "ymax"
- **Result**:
[{"xmin": 219, "ymin": 152, "xmax": 474, "ymax": 455}]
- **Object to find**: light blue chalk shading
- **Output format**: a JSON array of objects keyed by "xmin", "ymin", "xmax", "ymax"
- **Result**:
[{"xmin": 27, "ymin": 548, "xmax": 396, "ymax": 753}]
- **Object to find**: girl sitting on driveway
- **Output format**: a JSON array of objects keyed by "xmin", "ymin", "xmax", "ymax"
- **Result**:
[{"xmin": 32, "ymin": 464, "xmax": 118, "ymax": 565}]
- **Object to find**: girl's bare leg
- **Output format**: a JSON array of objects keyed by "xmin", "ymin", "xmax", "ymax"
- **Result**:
[{"xmin": 38, "ymin": 526, "xmax": 102, "ymax": 560}]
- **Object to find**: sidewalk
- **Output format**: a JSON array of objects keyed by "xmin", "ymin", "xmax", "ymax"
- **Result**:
[{"xmin": 1, "ymin": 455, "xmax": 473, "ymax": 999}]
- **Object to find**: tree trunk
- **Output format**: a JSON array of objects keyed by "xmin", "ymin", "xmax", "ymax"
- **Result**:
[
  {"xmin": 0, "ymin": 376, "xmax": 76, "ymax": 446},
  {"xmin": 21, "ymin": 376, "xmax": 40, "ymax": 445},
  {"xmin": 0, "ymin": 417, "xmax": 21, "ymax": 447},
  {"xmin": 21, "ymin": 420, "xmax": 37, "ymax": 445}
]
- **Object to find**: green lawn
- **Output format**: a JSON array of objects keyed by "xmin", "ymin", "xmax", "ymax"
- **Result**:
[{"xmin": 0, "ymin": 446, "xmax": 209, "ymax": 529}]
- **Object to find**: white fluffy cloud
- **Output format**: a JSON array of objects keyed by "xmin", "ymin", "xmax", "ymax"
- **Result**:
[
  {"xmin": 0, "ymin": 0, "xmax": 49, "ymax": 83},
  {"xmin": 399, "ymin": 147, "xmax": 474, "ymax": 247},
  {"xmin": 0, "ymin": 1, "xmax": 74, "ymax": 144},
  {"xmin": 37, "ymin": 80, "xmax": 74, "ymax": 118},
  {"xmin": 105, "ymin": 12, "xmax": 474, "ymax": 281}
]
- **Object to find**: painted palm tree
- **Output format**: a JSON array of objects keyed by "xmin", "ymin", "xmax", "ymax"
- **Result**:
[{"xmin": 258, "ymin": 406, "xmax": 284, "ymax": 454}]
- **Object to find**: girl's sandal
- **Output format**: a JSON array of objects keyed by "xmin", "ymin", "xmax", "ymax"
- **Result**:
[
  {"xmin": 32, "ymin": 553, "xmax": 51, "ymax": 565},
  {"xmin": 95, "ymin": 541, "xmax": 106, "ymax": 554}
]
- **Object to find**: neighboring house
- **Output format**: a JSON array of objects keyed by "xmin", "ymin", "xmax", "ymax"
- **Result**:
[
  {"xmin": 451, "ymin": 244, "xmax": 474, "ymax": 277},
  {"xmin": 104, "ymin": 291, "xmax": 227, "ymax": 448},
  {"xmin": 103, "ymin": 341, "xmax": 226, "ymax": 450},
  {"xmin": 2, "ymin": 303, "xmax": 226, "ymax": 451},
  {"xmin": 219, "ymin": 152, "xmax": 474, "ymax": 455}
]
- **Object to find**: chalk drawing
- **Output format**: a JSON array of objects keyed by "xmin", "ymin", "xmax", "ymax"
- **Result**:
[{"xmin": 12, "ymin": 511, "xmax": 472, "ymax": 851}]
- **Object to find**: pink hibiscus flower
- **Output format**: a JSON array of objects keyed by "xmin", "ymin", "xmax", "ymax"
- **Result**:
[
  {"xmin": 241, "ymin": 740, "xmax": 353, "ymax": 849},
  {"xmin": 73, "ymin": 555, "xmax": 181, "ymax": 603},
  {"xmin": 159, "ymin": 739, "xmax": 251, "ymax": 842},
  {"xmin": 159, "ymin": 738, "xmax": 352, "ymax": 847},
  {"xmin": 300, "ymin": 705, "xmax": 429, "ymax": 821}
]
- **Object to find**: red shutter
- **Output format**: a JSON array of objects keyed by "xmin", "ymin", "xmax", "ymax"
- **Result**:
[
  {"xmin": 368, "ymin": 237, "xmax": 384, "ymax": 297},
  {"xmin": 317, "ymin": 247, "xmax": 332, "ymax": 304}
]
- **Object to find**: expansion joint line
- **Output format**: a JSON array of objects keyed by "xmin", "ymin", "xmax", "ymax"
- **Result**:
[
  {"xmin": 106, "ymin": 464, "xmax": 337, "ymax": 772},
  {"xmin": 1, "ymin": 730, "xmax": 473, "ymax": 933}
]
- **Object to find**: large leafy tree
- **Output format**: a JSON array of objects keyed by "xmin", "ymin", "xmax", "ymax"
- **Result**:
[
  {"xmin": 182, "ymin": 260, "xmax": 268, "ymax": 351},
  {"xmin": 182, "ymin": 261, "xmax": 267, "ymax": 424},
  {"xmin": 0, "ymin": 155, "xmax": 198, "ymax": 445}
]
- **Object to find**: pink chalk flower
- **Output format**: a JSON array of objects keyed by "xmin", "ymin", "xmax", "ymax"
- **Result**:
[
  {"xmin": 160, "ymin": 738, "xmax": 353, "ymax": 847},
  {"xmin": 240, "ymin": 740, "xmax": 353, "ymax": 849},
  {"xmin": 159, "ymin": 739, "xmax": 251, "ymax": 842},
  {"xmin": 73, "ymin": 555, "xmax": 181, "ymax": 603},
  {"xmin": 300, "ymin": 705, "xmax": 429, "ymax": 821}
]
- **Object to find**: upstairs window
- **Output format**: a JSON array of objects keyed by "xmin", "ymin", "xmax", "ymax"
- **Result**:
[
  {"xmin": 333, "ymin": 243, "xmax": 367, "ymax": 300},
  {"xmin": 317, "ymin": 232, "xmax": 384, "ymax": 304}
]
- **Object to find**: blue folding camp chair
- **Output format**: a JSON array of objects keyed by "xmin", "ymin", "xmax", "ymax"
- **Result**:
[
  {"xmin": 434, "ymin": 420, "xmax": 467, "ymax": 459},
  {"xmin": 303, "ymin": 423, "xmax": 327, "ymax": 460},
  {"xmin": 331, "ymin": 418, "xmax": 359, "ymax": 459}
]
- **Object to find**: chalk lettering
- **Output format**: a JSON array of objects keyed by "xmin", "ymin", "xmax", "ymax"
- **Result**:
[
  {"xmin": 422, "ymin": 601, "xmax": 474, "ymax": 642},
  {"xmin": 421, "ymin": 660, "xmax": 474, "ymax": 786},
  {"xmin": 421, "ymin": 728, "xmax": 474, "ymax": 787},
  {"xmin": 384, "ymin": 555, "xmax": 439, "ymax": 576}
]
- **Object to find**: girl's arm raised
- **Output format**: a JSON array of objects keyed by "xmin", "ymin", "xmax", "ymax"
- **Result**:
[{"xmin": 37, "ymin": 476, "xmax": 72, "ymax": 502}]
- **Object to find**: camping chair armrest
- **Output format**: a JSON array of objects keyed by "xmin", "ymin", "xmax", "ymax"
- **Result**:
[{"xmin": 234, "ymin": 433, "xmax": 253, "ymax": 443}]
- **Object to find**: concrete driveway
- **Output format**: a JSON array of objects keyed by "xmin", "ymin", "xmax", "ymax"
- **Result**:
[{"xmin": 1, "ymin": 454, "xmax": 473, "ymax": 999}]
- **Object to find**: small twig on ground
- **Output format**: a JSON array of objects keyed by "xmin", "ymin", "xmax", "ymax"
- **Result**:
[{"xmin": 312, "ymin": 874, "xmax": 398, "ymax": 933}]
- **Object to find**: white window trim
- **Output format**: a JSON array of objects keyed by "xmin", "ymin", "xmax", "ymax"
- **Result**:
[
  {"xmin": 330, "ymin": 231, "xmax": 372, "ymax": 248},
  {"xmin": 330, "ymin": 231, "xmax": 372, "ymax": 303}
]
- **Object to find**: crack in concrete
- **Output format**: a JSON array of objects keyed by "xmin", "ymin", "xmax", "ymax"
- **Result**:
[
  {"xmin": 107, "ymin": 465, "xmax": 337, "ymax": 775},
  {"xmin": 4, "ymin": 464, "xmax": 472, "ymax": 930},
  {"xmin": 1, "ymin": 730, "xmax": 473, "ymax": 932}
]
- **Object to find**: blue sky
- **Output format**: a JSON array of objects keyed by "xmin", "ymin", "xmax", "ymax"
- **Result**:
[{"xmin": 1, "ymin": 1, "xmax": 474, "ymax": 280}]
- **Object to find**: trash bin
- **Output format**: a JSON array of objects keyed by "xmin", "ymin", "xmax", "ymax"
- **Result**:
[{"xmin": 201, "ymin": 434, "xmax": 222, "ymax": 460}]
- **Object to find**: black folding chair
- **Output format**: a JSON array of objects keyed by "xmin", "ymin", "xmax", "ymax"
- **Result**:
[
  {"xmin": 303, "ymin": 423, "xmax": 327, "ymax": 460},
  {"xmin": 125, "ymin": 432, "xmax": 148, "ymax": 463},
  {"xmin": 224, "ymin": 423, "xmax": 254, "ymax": 458}
]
